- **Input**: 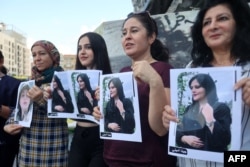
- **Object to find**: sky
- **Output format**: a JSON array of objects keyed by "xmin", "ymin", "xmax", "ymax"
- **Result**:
[{"xmin": 0, "ymin": 0, "xmax": 134, "ymax": 54}]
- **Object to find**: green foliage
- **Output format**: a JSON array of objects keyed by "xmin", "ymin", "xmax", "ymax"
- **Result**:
[{"xmin": 177, "ymin": 72, "xmax": 197, "ymax": 116}]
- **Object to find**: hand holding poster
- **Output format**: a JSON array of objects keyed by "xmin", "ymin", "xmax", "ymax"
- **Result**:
[
  {"xmin": 99, "ymin": 72, "xmax": 142, "ymax": 142},
  {"xmin": 14, "ymin": 80, "xmax": 35, "ymax": 127},
  {"xmin": 47, "ymin": 70, "xmax": 101, "ymax": 123}
]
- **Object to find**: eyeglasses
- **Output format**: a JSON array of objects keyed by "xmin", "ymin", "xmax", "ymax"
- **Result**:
[{"xmin": 127, "ymin": 11, "xmax": 154, "ymax": 24}]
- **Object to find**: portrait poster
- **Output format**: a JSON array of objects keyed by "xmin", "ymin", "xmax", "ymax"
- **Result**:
[
  {"xmin": 14, "ymin": 80, "xmax": 35, "ymax": 127},
  {"xmin": 168, "ymin": 67, "xmax": 242, "ymax": 163},
  {"xmin": 47, "ymin": 70, "xmax": 101, "ymax": 124},
  {"xmin": 99, "ymin": 72, "xmax": 142, "ymax": 142}
]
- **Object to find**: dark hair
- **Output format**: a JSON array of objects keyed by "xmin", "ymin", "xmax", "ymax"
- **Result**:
[
  {"xmin": 191, "ymin": 0, "xmax": 250, "ymax": 66},
  {"xmin": 0, "ymin": 50, "xmax": 3, "ymax": 60},
  {"xmin": 108, "ymin": 77, "xmax": 125, "ymax": 100},
  {"xmin": 77, "ymin": 73, "xmax": 93, "ymax": 92},
  {"xmin": 189, "ymin": 73, "xmax": 218, "ymax": 105},
  {"xmin": 53, "ymin": 75, "xmax": 65, "ymax": 91},
  {"xmin": 122, "ymin": 12, "xmax": 170, "ymax": 62},
  {"xmin": 75, "ymin": 32, "xmax": 112, "ymax": 74},
  {"xmin": 0, "ymin": 50, "xmax": 4, "ymax": 73},
  {"xmin": 1, "ymin": 65, "xmax": 8, "ymax": 74}
]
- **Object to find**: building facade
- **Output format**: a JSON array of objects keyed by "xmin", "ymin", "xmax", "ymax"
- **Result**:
[{"xmin": 0, "ymin": 22, "xmax": 31, "ymax": 79}]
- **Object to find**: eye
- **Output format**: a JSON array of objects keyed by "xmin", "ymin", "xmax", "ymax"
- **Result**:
[
  {"xmin": 84, "ymin": 44, "xmax": 92, "ymax": 50},
  {"xmin": 131, "ymin": 28, "xmax": 139, "ymax": 33},
  {"xmin": 218, "ymin": 16, "xmax": 229, "ymax": 22},
  {"xmin": 203, "ymin": 20, "xmax": 210, "ymax": 27},
  {"xmin": 190, "ymin": 85, "xmax": 201, "ymax": 89},
  {"xmin": 77, "ymin": 46, "xmax": 82, "ymax": 51},
  {"xmin": 121, "ymin": 30, "xmax": 127, "ymax": 37}
]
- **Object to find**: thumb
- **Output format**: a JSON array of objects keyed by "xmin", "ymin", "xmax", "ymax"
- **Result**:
[{"xmin": 234, "ymin": 77, "xmax": 248, "ymax": 90}]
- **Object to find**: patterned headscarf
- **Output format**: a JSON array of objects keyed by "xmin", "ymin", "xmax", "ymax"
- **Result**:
[{"xmin": 31, "ymin": 40, "xmax": 63, "ymax": 86}]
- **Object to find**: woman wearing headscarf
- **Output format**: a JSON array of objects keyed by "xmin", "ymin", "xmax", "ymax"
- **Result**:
[{"xmin": 4, "ymin": 40, "xmax": 69, "ymax": 167}]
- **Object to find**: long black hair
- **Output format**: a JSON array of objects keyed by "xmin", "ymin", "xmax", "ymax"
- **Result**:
[
  {"xmin": 75, "ymin": 32, "xmax": 112, "ymax": 74},
  {"xmin": 191, "ymin": 0, "xmax": 250, "ymax": 66},
  {"xmin": 122, "ymin": 11, "xmax": 170, "ymax": 62}
]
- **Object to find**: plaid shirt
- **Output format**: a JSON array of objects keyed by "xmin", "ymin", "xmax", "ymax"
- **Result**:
[{"xmin": 7, "ymin": 101, "xmax": 69, "ymax": 167}]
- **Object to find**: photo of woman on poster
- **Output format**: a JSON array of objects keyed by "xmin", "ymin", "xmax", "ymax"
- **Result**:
[
  {"xmin": 16, "ymin": 84, "xmax": 32, "ymax": 122},
  {"xmin": 176, "ymin": 73, "xmax": 231, "ymax": 152},
  {"xmin": 104, "ymin": 77, "xmax": 135, "ymax": 134},
  {"xmin": 52, "ymin": 75, "xmax": 74, "ymax": 113}
]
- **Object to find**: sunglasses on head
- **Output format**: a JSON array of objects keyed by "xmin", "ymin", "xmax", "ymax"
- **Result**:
[{"xmin": 127, "ymin": 10, "xmax": 151, "ymax": 18}]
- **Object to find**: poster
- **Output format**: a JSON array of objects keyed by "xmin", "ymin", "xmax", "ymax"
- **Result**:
[
  {"xmin": 168, "ymin": 67, "xmax": 241, "ymax": 162},
  {"xmin": 14, "ymin": 80, "xmax": 35, "ymax": 127},
  {"xmin": 47, "ymin": 70, "xmax": 101, "ymax": 123},
  {"xmin": 99, "ymin": 72, "xmax": 142, "ymax": 142}
]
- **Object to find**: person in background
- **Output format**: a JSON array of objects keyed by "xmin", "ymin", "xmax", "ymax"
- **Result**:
[
  {"xmin": 68, "ymin": 32, "xmax": 112, "ymax": 167},
  {"xmin": 104, "ymin": 77, "xmax": 135, "ymax": 134},
  {"xmin": 76, "ymin": 73, "xmax": 97, "ymax": 115},
  {"xmin": 162, "ymin": 0, "xmax": 250, "ymax": 166},
  {"xmin": 0, "ymin": 65, "xmax": 8, "ymax": 74},
  {"xmin": 52, "ymin": 74, "xmax": 74, "ymax": 113},
  {"xmin": 4, "ymin": 40, "xmax": 69, "ymax": 167},
  {"xmin": 0, "ymin": 50, "xmax": 21, "ymax": 167},
  {"xmin": 93, "ymin": 11, "xmax": 177, "ymax": 166},
  {"xmin": 176, "ymin": 73, "xmax": 231, "ymax": 152},
  {"xmin": 16, "ymin": 84, "xmax": 32, "ymax": 122}
]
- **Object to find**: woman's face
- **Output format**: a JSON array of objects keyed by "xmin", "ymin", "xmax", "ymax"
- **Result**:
[
  {"xmin": 190, "ymin": 79, "xmax": 206, "ymax": 102},
  {"xmin": 109, "ymin": 82, "xmax": 118, "ymax": 98},
  {"xmin": 77, "ymin": 77, "xmax": 86, "ymax": 90},
  {"xmin": 202, "ymin": 4, "xmax": 236, "ymax": 51},
  {"xmin": 78, "ymin": 36, "xmax": 94, "ymax": 69},
  {"xmin": 121, "ymin": 17, "xmax": 154, "ymax": 60},
  {"xmin": 32, "ymin": 46, "xmax": 53, "ymax": 71},
  {"xmin": 20, "ymin": 89, "xmax": 31, "ymax": 111}
]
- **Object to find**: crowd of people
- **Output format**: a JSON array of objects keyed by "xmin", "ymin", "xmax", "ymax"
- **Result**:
[{"xmin": 1, "ymin": 0, "xmax": 250, "ymax": 166}]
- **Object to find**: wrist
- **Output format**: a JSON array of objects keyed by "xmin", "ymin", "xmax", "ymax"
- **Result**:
[
  {"xmin": 121, "ymin": 111, "xmax": 125, "ymax": 117},
  {"xmin": 206, "ymin": 119, "xmax": 216, "ymax": 127}
]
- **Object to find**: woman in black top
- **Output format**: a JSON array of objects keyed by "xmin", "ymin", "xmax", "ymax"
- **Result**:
[
  {"xmin": 176, "ymin": 73, "xmax": 231, "ymax": 152},
  {"xmin": 52, "ymin": 75, "xmax": 74, "ymax": 113},
  {"xmin": 105, "ymin": 77, "xmax": 135, "ymax": 134}
]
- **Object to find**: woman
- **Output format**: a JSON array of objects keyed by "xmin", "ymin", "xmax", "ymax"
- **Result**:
[
  {"xmin": 93, "ymin": 11, "xmax": 177, "ymax": 166},
  {"xmin": 68, "ymin": 32, "xmax": 112, "ymax": 167},
  {"xmin": 0, "ymin": 50, "xmax": 21, "ymax": 167},
  {"xmin": 76, "ymin": 73, "xmax": 96, "ymax": 115},
  {"xmin": 16, "ymin": 84, "xmax": 32, "ymax": 122},
  {"xmin": 52, "ymin": 74, "xmax": 74, "ymax": 113},
  {"xmin": 4, "ymin": 40, "xmax": 69, "ymax": 167},
  {"xmin": 163, "ymin": 0, "xmax": 250, "ymax": 166},
  {"xmin": 105, "ymin": 77, "xmax": 135, "ymax": 134},
  {"xmin": 176, "ymin": 73, "xmax": 231, "ymax": 152}
]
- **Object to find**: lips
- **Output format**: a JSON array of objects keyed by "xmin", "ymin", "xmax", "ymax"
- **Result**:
[{"xmin": 209, "ymin": 34, "xmax": 221, "ymax": 39}]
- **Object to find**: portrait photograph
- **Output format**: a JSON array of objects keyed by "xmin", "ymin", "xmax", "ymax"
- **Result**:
[
  {"xmin": 99, "ymin": 72, "xmax": 141, "ymax": 142},
  {"xmin": 14, "ymin": 80, "xmax": 35, "ymax": 127},
  {"xmin": 168, "ymin": 67, "xmax": 242, "ymax": 162},
  {"xmin": 47, "ymin": 70, "xmax": 101, "ymax": 123}
]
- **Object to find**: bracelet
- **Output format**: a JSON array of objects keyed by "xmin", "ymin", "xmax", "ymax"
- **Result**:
[
  {"xmin": 206, "ymin": 119, "xmax": 216, "ymax": 127},
  {"xmin": 121, "ymin": 111, "xmax": 125, "ymax": 117}
]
